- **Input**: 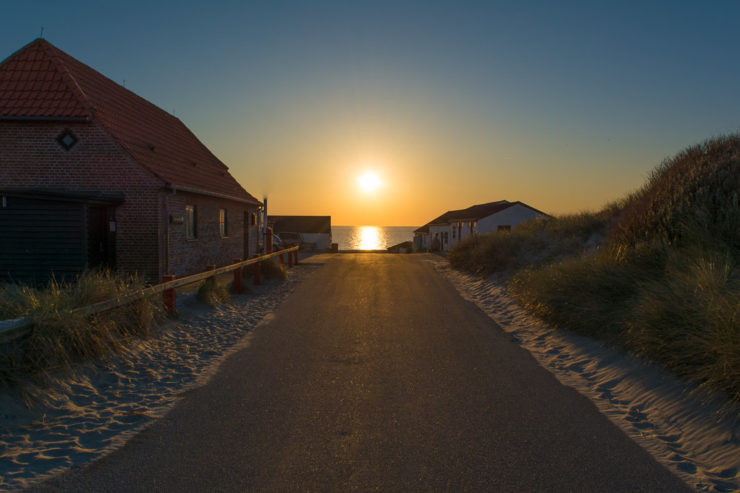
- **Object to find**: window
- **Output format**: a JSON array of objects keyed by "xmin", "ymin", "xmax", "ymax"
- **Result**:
[
  {"xmin": 185, "ymin": 205, "xmax": 197, "ymax": 239},
  {"xmin": 56, "ymin": 129, "xmax": 78, "ymax": 151},
  {"xmin": 219, "ymin": 208, "xmax": 228, "ymax": 237}
]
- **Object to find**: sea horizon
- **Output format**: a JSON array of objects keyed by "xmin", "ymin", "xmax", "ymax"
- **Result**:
[{"xmin": 332, "ymin": 225, "xmax": 417, "ymax": 251}]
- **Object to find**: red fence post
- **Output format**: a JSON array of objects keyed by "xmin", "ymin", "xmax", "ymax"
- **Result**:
[
  {"xmin": 288, "ymin": 249, "xmax": 293, "ymax": 268},
  {"xmin": 233, "ymin": 258, "xmax": 243, "ymax": 294},
  {"xmin": 294, "ymin": 249, "xmax": 299, "ymax": 265},
  {"xmin": 253, "ymin": 254, "xmax": 261, "ymax": 285},
  {"xmin": 279, "ymin": 253, "xmax": 284, "ymax": 266},
  {"xmin": 162, "ymin": 274, "xmax": 176, "ymax": 315}
]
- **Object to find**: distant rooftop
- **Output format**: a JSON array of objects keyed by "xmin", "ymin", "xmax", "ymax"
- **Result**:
[{"xmin": 268, "ymin": 215, "xmax": 331, "ymax": 234}]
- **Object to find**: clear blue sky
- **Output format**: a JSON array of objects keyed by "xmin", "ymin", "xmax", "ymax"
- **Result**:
[{"xmin": 3, "ymin": 1, "xmax": 739, "ymax": 225}]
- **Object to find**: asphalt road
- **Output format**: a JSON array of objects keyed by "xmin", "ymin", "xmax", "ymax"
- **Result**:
[{"xmin": 34, "ymin": 254, "xmax": 689, "ymax": 492}]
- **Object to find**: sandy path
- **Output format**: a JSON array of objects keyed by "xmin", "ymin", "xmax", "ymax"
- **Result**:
[
  {"xmin": 433, "ymin": 258, "xmax": 739, "ymax": 492},
  {"xmin": 0, "ymin": 257, "xmax": 327, "ymax": 492}
]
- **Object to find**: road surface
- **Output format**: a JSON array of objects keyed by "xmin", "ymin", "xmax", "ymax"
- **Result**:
[{"xmin": 33, "ymin": 254, "xmax": 689, "ymax": 492}]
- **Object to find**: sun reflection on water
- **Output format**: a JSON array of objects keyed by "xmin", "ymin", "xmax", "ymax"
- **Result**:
[{"xmin": 358, "ymin": 226, "xmax": 383, "ymax": 250}]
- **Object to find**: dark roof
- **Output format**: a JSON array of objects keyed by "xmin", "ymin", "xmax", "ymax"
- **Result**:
[
  {"xmin": 269, "ymin": 215, "xmax": 331, "ymax": 234},
  {"xmin": 428, "ymin": 200, "xmax": 510, "ymax": 225},
  {"xmin": 0, "ymin": 39, "xmax": 260, "ymax": 205},
  {"xmin": 387, "ymin": 240, "xmax": 413, "ymax": 252},
  {"xmin": 418, "ymin": 200, "xmax": 547, "ymax": 231}
]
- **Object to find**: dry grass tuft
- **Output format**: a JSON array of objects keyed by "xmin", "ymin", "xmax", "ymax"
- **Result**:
[
  {"xmin": 196, "ymin": 277, "xmax": 231, "ymax": 306},
  {"xmin": 0, "ymin": 270, "xmax": 159, "ymax": 383},
  {"xmin": 259, "ymin": 257, "xmax": 288, "ymax": 281}
]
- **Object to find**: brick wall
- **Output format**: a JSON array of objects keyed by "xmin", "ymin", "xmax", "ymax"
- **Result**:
[
  {"xmin": 165, "ymin": 191, "xmax": 260, "ymax": 277},
  {"xmin": 0, "ymin": 120, "xmax": 163, "ymax": 279}
]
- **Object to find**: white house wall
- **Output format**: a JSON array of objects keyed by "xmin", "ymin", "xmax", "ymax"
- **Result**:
[
  {"xmin": 413, "ymin": 233, "xmax": 430, "ymax": 251},
  {"xmin": 447, "ymin": 220, "xmax": 476, "ymax": 251},
  {"xmin": 477, "ymin": 204, "xmax": 542, "ymax": 234},
  {"xmin": 429, "ymin": 223, "xmax": 452, "ymax": 251}
]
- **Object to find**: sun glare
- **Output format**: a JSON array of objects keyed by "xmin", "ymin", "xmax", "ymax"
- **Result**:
[
  {"xmin": 357, "ymin": 172, "xmax": 382, "ymax": 192},
  {"xmin": 358, "ymin": 226, "xmax": 383, "ymax": 250}
]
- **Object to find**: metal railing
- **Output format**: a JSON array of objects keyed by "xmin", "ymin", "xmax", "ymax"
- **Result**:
[{"xmin": 0, "ymin": 246, "xmax": 300, "ymax": 345}]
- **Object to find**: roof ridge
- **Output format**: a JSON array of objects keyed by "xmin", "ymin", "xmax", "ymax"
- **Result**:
[{"xmin": 37, "ymin": 39, "xmax": 93, "ymax": 119}]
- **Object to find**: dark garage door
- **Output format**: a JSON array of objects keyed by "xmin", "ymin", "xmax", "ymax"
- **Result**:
[{"xmin": 0, "ymin": 195, "xmax": 87, "ymax": 284}]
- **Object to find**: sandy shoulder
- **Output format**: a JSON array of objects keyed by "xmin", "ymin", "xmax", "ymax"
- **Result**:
[
  {"xmin": 431, "ymin": 257, "xmax": 739, "ymax": 493},
  {"xmin": 0, "ymin": 255, "xmax": 331, "ymax": 492}
]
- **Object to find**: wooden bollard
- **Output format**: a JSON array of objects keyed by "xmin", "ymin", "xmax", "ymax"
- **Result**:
[
  {"xmin": 252, "ymin": 254, "xmax": 261, "ymax": 285},
  {"xmin": 294, "ymin": 249, "xmax": 299, "ymax": 265},
  {"xmin": 162, "ymin": 274, "xmax": 176, "ymax": 315},
  {"xmin": 279, "ymin": 253, "xmax": 285, "ymax": 266},
  {"xmin": 233, "ymin": 258, "xmax": 243, "ymax": 294},
  {"xmin": 288, "ymin": 250, "xmax": 293, "ymax": 268}
]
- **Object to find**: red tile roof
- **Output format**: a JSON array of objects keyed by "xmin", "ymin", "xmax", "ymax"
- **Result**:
[
  {"xmin": 0, "ymin": 39, "xmax": 260, "ymax": 205},
  {"xmin": 0, "ymin": 40, "xmax": 90, "ymax": 119}
]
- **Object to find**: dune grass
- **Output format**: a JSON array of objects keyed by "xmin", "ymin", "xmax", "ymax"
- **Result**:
[
  {"xmin": 258, "ymin": 257, "xmax": 288, "ymax": 281},
  {"xmin": 196, "ymin": 277, "xmax": 231, "ymax": 305},
  {"xmin": 450, "ymin": 135, "xmax": 740, "ymax": 404},
  {"xmin": 0, "ymin": 271, "xmax": 159, "ymax": 383}
]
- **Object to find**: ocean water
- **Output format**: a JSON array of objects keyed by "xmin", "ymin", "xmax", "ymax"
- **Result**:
[{"xmin": 332, "ymin": 226, "xmax": 417, "ymax": 251}]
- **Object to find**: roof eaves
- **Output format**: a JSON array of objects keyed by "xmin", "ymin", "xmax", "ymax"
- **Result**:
[
  {"xmin": 166, "ymin": 184, "xmax": 262, "ymax": 206},
  {"xmin": 0, "ymin": 115, "xmax": 91, "ymax": 122}
]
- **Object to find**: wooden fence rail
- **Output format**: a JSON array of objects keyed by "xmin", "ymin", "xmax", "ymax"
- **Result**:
[{"xmin": 0, "ymin": 246, "xmax": 300, "ymax": 345}]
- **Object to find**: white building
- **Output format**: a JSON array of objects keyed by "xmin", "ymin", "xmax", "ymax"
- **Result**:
[{"xmin": 414, "ymin": 200, "xmax": 547, "ymax": 252}]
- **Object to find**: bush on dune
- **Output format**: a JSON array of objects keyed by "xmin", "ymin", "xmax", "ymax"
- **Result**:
[
  {"xmin": 451, "ymin": 134, "xmax": 740, "ymax": 404},
  {"xmin": 626, "ymin": 248, "xmax": 739, "ymax": 402},
  {"xmin": 449, "ymin": 205, "xmax": 619, "ymax": 276},
  {"xmin": 609, "ymin": 136, "xmax": 739, "ymax": 254}
]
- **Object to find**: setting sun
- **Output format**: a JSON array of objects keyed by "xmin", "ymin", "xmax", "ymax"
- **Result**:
[{"xmin": 357, "ymin": 172, "xmax": 382, "ymax": 193}]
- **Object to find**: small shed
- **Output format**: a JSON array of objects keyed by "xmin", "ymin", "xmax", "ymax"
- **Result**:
[
  {"xmin": 387, "ymin": 241, "xmax": 413, "ymax": 253},
  {"xmin": 268, "ymin": 216, "xmax": 332, "ymax": 250}
]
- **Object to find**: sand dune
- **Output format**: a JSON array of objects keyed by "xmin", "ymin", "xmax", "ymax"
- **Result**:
[{"xmin": 433, "ymin": 259, "xmax": 739, "ymax": 493}]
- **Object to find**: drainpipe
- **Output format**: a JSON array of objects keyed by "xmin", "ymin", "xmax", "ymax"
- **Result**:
[
  {"xmin": 262, "ymin": 196, "xmax": 268, "ymax": 253},
  {"xmin": 164, "ymin": 188, "xmax": 176, "ymax": 275}
]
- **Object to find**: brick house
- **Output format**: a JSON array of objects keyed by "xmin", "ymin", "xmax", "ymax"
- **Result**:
[{"xmin": 0, "ymin": 39, "xmax": 261, "ymax": 283}]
